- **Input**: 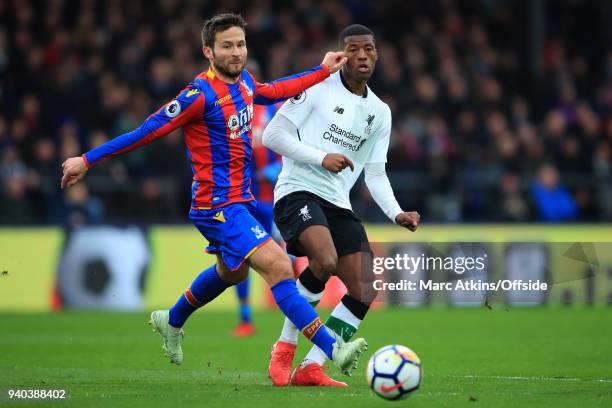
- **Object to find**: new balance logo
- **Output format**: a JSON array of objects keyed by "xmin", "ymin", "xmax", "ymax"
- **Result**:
[
  {"xmin": 299, "ymin": 205, "xmax": 312, "ymax": 221},
  {"xmin": 333, "ymin": 106, "xmax": 344, "ymax": 114},
  {"xmin": 366, "ymin": 114, "xmax": 375, "ymax": 127}
]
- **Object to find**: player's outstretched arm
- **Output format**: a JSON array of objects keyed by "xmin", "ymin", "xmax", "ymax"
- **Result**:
[
  {"xmin": 362, "ymin": 106, "xmax": 417, "ymax": 228},
  {"xmin": 252, "ymin": 51, "xmax": 346, "ymax": 105},
  {"xmin": 364, "ymin": 162, "xmax": 418, "ymax": 228},
  {"xmin": 60, "ymin": 85, "xmax": 204, "ymax": 189}
]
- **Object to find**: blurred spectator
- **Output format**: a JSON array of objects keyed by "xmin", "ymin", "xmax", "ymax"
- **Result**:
[
  {"xmin": 0, "ymin": 176, "xmax": 36, "ymax": 224},
  {"xmin": 0, "ymin": 0, "xmax": 610, "ymax": 224},
  {"xmin": 57, "ymin": 183, "xmax": 104, "ymax": 227},
  {"xmin": 530, "ymin": 164, "xmax": 578, "ymax": 222},
  {"xmin": 497, "ymin": 172, "xmax": 530, "ymax": 222}
]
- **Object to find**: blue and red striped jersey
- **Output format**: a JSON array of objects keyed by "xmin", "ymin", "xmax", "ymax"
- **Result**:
[{"xmin": 83, "ymin": 64, "xmax": 330, "ymax": 209}]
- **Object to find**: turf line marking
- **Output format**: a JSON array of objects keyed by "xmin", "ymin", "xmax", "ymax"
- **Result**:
[{"xmin": 445, "ymin": 375, "xmax": 612, "ymax": 383}]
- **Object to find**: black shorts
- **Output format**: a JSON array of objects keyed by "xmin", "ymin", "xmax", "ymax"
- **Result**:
[{"xmin": 274, "ymin": 191, "xmax": 370, "ymax": 257}]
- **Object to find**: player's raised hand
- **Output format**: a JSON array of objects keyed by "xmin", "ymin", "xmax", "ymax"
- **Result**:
[
  {"xmin": 61, "ymin": 156, "xmax": 88, "ymax": 189},
  {"xmin": 321, "ymin": 51, "xmax": 348, "ymax": 74},
  {"xmin": 395, "ymin": 211, "xmax": 420, "ymax": 231},
  {"xmin": 322, "ymin": 153, "xmax": 354, "ymax": 173}
]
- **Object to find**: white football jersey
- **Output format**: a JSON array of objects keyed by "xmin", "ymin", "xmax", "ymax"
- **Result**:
[{"xmin": 274, "ymin": 71, "xmax": 392, "ymax": 210}]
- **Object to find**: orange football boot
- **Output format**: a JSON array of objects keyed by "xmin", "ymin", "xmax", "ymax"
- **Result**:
[
  {"xmin": 268, "ymin": 341, "xmax": 296, "ymax": 386},
  {"xmin": 290, "ymin": 363, "xmax": 348, "ymax": 387}
]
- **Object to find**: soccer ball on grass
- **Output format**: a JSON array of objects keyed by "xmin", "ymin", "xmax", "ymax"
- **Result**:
[{"xmin": 366, "ymin": 344, "xmax": 422, "ymax": 400}]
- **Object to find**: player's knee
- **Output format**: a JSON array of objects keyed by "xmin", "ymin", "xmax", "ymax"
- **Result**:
[
  {"xmin": 310, "ymin": 254, "xmax": 337, "ymax": 281},
  {"xmin": 265, "ymin": 256, "xmax": 293, "ymax": 285},
  {"xmin": 234, "ymin": 264, "xmax": 250, "ymax": 283},
  {"xmin": 220, "ymin": 264, "xmax": 249, "ymax": 285}
]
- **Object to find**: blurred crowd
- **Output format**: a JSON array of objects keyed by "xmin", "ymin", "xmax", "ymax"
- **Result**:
[{"xmin": 0, "ymin": 0, "xmax": 611, "ymax": 225}]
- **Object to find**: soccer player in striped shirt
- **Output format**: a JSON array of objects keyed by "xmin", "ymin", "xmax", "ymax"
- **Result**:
[{"xmin": 61, "ymin": 13, "xmax": 367, "ymax": 376}]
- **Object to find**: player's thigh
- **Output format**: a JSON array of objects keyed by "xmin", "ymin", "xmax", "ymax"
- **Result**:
[
  {"xmin": 327, "ymin": 209, "xmax": 371, "ymax": 258},
  {"xmin": 246, "ymin": 239, "xmax": 293, "ymax": 286},
  {"xmin": 329, "ymin": 213, "xmax": 375, "ymax": 303},
  {"xmin": 274, "ymin": 192, "xmax": 337, "ymax": 279},
  {"xmin": 216, "ymin": 254, "xmax": 250, "ymax": 284},
  {"xmin": 190, "ymin": 203, "xmax": 269, "ymax": 282},
  {"xmin": 335, "ymin": 250, "xmax": 376, "ymax": 304},
  {"xmin": 274, "ymin": 192, "xmax": 330, "ymax": 257}
]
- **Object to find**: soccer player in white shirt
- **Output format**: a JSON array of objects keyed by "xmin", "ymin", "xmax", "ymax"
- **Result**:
[{"xmin": 263, "ymin": 24, "xmax": 420, "ymax": 387}]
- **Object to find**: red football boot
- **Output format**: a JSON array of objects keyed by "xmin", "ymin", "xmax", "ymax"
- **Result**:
[
  {"xmin": 232, "ymin": 322, "xmax": 255, "ymax": 337},
  {"xmin": 290, "ymin": 363, "xmax": 348, "ymax": 387},
  {"xmin": 268, "ymin": 341, "xmax": 296, "ymax": 386}
]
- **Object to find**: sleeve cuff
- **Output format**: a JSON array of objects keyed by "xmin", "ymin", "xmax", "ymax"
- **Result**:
[
  {"xmin": 391, "ymin": 209, "xmax": 404, "ymax": 224},
  {"xmin": 315, "ymin": 150, "xmax": 327, "ymax": 166},
  {"xmin": 319, "ymin": 64, "xmax": 330, "ymax": 78},
  {"xmin": 81, "ymin": 153, "xmax": 93, "ymax": 169}
]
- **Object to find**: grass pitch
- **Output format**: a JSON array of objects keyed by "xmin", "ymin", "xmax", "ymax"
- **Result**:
[{"xmin": 1, "ymin": 307, "xmax": 611, "ymax": 407}]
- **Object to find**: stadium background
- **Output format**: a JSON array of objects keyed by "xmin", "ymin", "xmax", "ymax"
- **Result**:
[
  {"xmin": 1, "ymin": 0, "xmax": 612, "ymax": 226},
  {"xmin": 0, "ymin": 1, "xmax": 611, "ymax": 407}
]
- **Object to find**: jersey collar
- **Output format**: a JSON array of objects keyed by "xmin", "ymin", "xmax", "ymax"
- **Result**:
[
  {"xmin": 340, "ymin": 70, "xmax": 368, "ymax": 98},
  {"xmin": 205, "ymin": 67, "xmax": 242, "ymax": 86}
]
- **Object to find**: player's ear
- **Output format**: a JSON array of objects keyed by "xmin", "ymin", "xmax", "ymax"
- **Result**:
[{"xmin": 203, "ymin": 46, "xmax": 213, "ymax": 60}]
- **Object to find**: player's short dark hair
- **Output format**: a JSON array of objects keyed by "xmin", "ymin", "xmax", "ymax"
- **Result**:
[
  {"xmin": 338, "ymin": 24, "xmax": 374, "ymax": 46},
  {"xmin": 201, "ymin": 13, "xmax": 247, "ymax": 48}
]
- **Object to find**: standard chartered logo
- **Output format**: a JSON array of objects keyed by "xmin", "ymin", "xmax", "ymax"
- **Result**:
[{"xmin": 322, "ymin": 123, "xmax": 367, "ymax": 152}]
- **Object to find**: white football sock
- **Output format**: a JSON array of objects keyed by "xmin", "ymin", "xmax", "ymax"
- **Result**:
[{"xmin": 303, "ymin": 346, "xmax": 328, "ymax": 367}]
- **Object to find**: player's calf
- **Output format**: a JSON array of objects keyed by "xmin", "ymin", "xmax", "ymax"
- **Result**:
[
  {"xmin": 167, "ymin": 264, "xmax": 232, "ymax": 329},
  {"xmin": 346, "ymin": 276, "xmax": 378, "ymax": 306},
  {"xmin": 271, "ymin": 267, "xmax": 327, "ymax": 385},
  {"xmin": 277, "ymin": 266, "xmax": 326, "ymax": 345}
]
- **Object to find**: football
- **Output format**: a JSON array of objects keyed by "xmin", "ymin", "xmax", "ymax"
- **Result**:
[{"xmin": 366, "ymin": 345, "xmax": 422, "ymax": 400}]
